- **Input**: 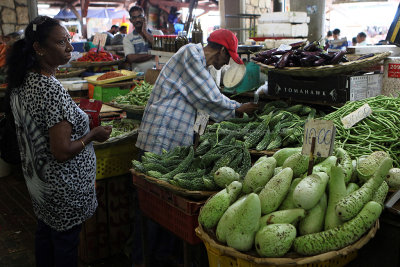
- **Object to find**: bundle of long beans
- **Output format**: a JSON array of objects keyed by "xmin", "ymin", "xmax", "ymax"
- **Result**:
[{"xmin": 323, "ymin": 95, "xmax": 400, "ymax": 166}]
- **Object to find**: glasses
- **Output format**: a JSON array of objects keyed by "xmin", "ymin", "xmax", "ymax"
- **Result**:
[{"xmin": 130, "ymin": 15, "xmax": 144, "ymax": 20}]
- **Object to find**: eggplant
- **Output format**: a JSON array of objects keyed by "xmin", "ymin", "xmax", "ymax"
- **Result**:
[
  {"xmin": 300, "ymin": 55, "xmax": 320, "ymax": 67},
  {"xmin": 272, "ymin": 50, "xmax": 291, "ymax": 56},
  {"xmin": 303, "ymin": 41, "xmax": 320, "ymax": 52},
  {"xmin": 277, "ymin": 51, "xmax": 292, "ymax": 68},
  {"xmin": 330, "ymin": 51, "xmax": 346, "ymax": 64},
  {"xmin": 313, "ymin": 58, "xmax": 326, "ymax": 66},
  {"xmin": 259, "ymin": 48, "xmax": 278, "ymax": 57},
  {"xmin": 263, "ymin": 57, "xmax": 274, "ymax": 65},
  {"xmin": 356, "ymin": 53, "xmax": 374, "ymax": 60},
  {"xmin": 320, "ymin": 53, "xmax": 334, "ymax": 60},
  {"xmin": 252, "ymin": 56, "xmax": 265, "ymax": 62},
  {"xmin": 290, "ymin": 41, "xmax": 307, "ymax": 50},
  {"xmin": 300, "ymin": 51, "xmax": 322, "ymax": 57}
]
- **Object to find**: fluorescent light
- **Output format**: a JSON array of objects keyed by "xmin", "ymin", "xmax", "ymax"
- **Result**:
[{"xmin": 38, "ymin": 4, "xmax": 50, "ymax": 8}]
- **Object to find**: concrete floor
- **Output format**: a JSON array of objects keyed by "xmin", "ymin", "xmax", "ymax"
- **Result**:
[{"xmin": 0, "ymin": 167, "xmax": 132, "ymax": 267}]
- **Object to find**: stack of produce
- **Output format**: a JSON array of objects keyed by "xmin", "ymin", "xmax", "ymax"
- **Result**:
[
  {"xmin": 77, "ymin": 51, "xmax": 120, "ymax": 62},
  {"xmin": 96, "ymin": 71, "xmax": 125, "ymax": 81},
  {"xmin": 251, "ymin": 41, "xmax": 349, "ymax": 68},
  {"xmin": 323, "ymin": 95, "xmax": 400, "ymax": 167},
  {"xmin": 101, "ymin": 119, "xmax": 139, "ymax": 138},
  {"xmin": 112, "ymin": 81, "xmax": 153, "ymax": 106},
  {"xmin": 132, "ymin": 141, "xmax": 251, "ymax": 191},
  {"xmin": 197, "ymin": 101, "xmax": 325, "ymax": 151},
  {"xmin": 198, "ymin": 147, "xmax": 392, "ymax": 257}
]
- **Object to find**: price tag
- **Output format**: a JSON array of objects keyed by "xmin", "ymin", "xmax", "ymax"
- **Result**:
[
  {"xmin": 277, "ymin": 44, "xmax": 292, "ymax": 51},
  {"xmin": 193, "ymin": 111, "xmax": 209, "ymax": 135},
  {"xmin": 302, "ymin": 119, "xmax": 336, "ymax": 158},
  {"xmin": 341, "ymin": 103, "xmax": 372, "ymax": 129},
  {"xmin": 92, "ymin": 33, "xmax": 107, "ymax": 49}
]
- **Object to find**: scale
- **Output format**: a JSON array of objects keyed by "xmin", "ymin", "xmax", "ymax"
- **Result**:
[{"xmin": 222, "ymin": 60, "xmax": 261, "ymax": 94}]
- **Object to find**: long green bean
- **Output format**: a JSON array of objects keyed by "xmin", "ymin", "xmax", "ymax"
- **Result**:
[{"xmin": 323, "ymin": 95, "xmax": 400, "ymax": 167}]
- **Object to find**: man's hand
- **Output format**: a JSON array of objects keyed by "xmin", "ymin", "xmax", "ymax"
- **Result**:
[{"xmin": 235, "ymin": 102, "xmax": 259, "ymax": 117}]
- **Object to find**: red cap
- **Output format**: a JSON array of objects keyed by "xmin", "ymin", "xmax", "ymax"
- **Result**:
[{"xmin": 208, "ymin": 29, "xmax": 243, "ymax": 64}]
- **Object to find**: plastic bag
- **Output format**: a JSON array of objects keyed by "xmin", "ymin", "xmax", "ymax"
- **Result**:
[{"xmin": 79, "ymin": 99, "xmax": 102, "ymax": 129}]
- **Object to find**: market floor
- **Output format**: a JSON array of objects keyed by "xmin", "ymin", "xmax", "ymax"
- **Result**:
[{"xmin": 0, "ymin": 167, "xmax": 131, "ymax": 267}]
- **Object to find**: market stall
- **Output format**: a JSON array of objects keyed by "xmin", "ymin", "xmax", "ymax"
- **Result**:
[{"xmin": 125, "ymin": 33, "xmax": 400, "ymax": 267}]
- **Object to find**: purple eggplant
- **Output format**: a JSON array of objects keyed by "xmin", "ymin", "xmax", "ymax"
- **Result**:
[
  {"xmin": 289, "ymin": 41, "xmax": 307, "ymax": 50},
  {"xmin": 356, "ymin": 53, "xmax": 374, "ymax": 60},
  {"xmin": 259, "ymin": 48, "xmax": 277, "ymax": 57},
  {"xmin": 330, "ymin": 51, "xmax": 346, "ymax": 64},
  {"xmin": 277, "ymin": 51, "xmax": 292, "ymax": 68},
  {"xmin": 300, "ymin": 51, "xmax": 322, "ymax": 57},
  {"xmin": 313, "ymin": 58, "xmax": 327, "ymax": 66},
  {"xmin": 272, "ymin": 50, "xmax": 291, "ymax": 56}
]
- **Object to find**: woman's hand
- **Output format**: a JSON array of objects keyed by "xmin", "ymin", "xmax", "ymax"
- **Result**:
[{"xmin": 91, "ymin": 126, "xmax": 112, "ymax": 142}]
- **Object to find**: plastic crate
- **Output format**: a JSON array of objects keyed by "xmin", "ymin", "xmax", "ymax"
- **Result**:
[
  {"xmin": 95, "ymin": 141, "xmax": 138, "ymax": 180},
  {"xmin": 132, "ymin": 173, "xmax": 206, "ymax": 245},
  {"xmin": 93, "ymin": 85, "xmax": 130, "ymax": 103}
]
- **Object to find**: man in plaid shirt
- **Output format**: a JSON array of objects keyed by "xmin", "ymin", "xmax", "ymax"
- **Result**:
[{"xmin": 136, "ymin": 29, "xmax": 258, "ymax": 154}]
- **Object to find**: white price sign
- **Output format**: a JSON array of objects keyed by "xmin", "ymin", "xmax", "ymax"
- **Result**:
[
  {"xmin": 302, "ymin": 119, "xmax": 336, "ymax": 158},
  {"xmin": 193, "ymin": 111, "xmax": 209, "ymax": 135},
  {"xmin": 341, "ymin": 103, "xmax": 372, "ymax": 129}
]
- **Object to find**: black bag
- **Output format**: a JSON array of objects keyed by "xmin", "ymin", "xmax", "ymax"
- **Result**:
[{"xmin": 0, "ymin": 112, "xmax": 21, "ymax": 164}]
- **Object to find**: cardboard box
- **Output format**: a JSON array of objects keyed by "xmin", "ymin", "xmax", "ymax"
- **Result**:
[
  {"xmin": 258, "ymin": 12, "xmax": 310, "ymax": 24},
  {"xmin": 257, "ymin": 23, "xmax": 308, "ymax": 37},
  {"xmin": 347, "ymin": 45, "xmax": 400, "ymax": 56},
  {"xmin": 267, "ymin": 72, "xmax": 382, "ymax": 104}
]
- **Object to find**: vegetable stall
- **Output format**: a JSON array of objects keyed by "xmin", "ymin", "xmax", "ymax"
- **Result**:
[{"xmin": 128, "ymin": 39, "xmax": 400, "ymax": 267}]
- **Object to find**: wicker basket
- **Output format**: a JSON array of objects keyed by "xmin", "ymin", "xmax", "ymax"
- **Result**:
[
  {"xmin": 130, "ymin": 169, "xmax": 217, "ymax": 200},
  {"xmin": 196, "ymin": 221, "xmax": 379, "ymax": 267},
  {"xmin": 70, "ymin": 58, "xmax": 125, "ymax": 68},
  {"xmin": 107, "ymin": 102, "xmax": 146, "ymax": 117},
  {"xmin": 257, "ymin": 52, "xmax": 391, "ymax": 77},
  {"xmin": 55, "ymin": 68, "xmax": 86, "ymax": 79}
]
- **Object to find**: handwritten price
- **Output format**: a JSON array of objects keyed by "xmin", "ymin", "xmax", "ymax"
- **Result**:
[
  {"xmin": 302, "ymin": 120, "xmax": 336, "ymax": 158},
  {"xmin": 341, "ymin": 103, "xmax": 372, "ymax": 129}
]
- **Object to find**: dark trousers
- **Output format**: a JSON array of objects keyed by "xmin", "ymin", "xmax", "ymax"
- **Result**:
[{"xmin": 35, "ymin": 219, "xmax": 82, "ymax": 267}]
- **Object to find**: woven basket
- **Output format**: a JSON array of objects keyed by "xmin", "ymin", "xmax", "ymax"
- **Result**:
[
  {"xmin": 258, "ymin": 52, "xmax": 391, "ymax": 77},
  {"xmin": 196, "ymin": 220, "xmax": 379, "ymax": 267},
  {"xmin": 92, "ymin": 129, "xmax": 138, "ymax": 150},
  {"xmin": 55, "ymin": 68, "xmax": 86, "ymax": 79},
  {"xmin": 70, "ymin": 58, "xmax": 125, "ymax": 68},
  {"xmin": 130, "ymin": 169, "xmax": 217, "ymax": 200},
  {"xmin": 108, "ymin": 102, "xmax": 146, "ymax": 115}
]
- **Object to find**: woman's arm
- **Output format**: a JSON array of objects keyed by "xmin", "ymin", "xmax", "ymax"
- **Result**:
[{"xmin": 49, "ymin": 120, "xmax": 111, "ymax": 162}]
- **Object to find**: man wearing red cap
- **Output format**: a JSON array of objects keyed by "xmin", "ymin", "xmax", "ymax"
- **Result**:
[{"xmin": 136, "ymin": 28, "xmax": 258, "ymax": 155}]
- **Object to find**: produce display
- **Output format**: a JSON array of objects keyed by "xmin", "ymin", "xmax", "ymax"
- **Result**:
[
  {"xmin": 77, "ymin": 51, "xmax": 120, "ymax": 62},
  {"xmin": 101, "ymin": 119, "xmax": 139, "ymax": 138},
  {"xmin": 112, "ymin": 81, "xmax": 153, "ymax": 106},
  {"xmin": 198, "ymin": 147, "xmax": 390, "ymax": 257},
  {"xmin": 96, "ymin": 71, "xmax": 125, "ymax": 81},
  {"xmin": 132, "ymin": 142, "xmax": 251, "ymax": 191},
  {"xmin": 323, "ymin": 95, "xmax": 400, "ymax": 167},
  {"xmin": 197, "ymin": 101, "xmax": 325, "ymax": 151},
  {"xmin": 251, "ymin": 41, "xmax": 350, "ymax": 68}
]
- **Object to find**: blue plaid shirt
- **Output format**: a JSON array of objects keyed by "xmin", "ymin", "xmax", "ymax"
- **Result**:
[{"xmin": 136, "ymin": 43, "xmax": 240, "ymax": 154}]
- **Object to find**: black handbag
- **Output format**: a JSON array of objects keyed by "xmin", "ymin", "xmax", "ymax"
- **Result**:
[{"xmin": 0, "ymin": 112, "xmax": 21, "ymax": 164}]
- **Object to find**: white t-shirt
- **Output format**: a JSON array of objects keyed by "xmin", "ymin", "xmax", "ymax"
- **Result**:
[{"xmin": 123, "ymin": 30, "xmax": 155, "ymax": 72}]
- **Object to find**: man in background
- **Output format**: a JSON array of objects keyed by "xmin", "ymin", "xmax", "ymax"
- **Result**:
[
  {"xmin": 103, "ymin": 25, "xmax": 119, "ymax": 46},
  {"xmin": 356, "ymin": 32, "xmax": 367, "ymax": 46},
  {"xmin": 111, "ymin": 25, "xmax": 127, "ymax": 45},
  {"xmin": 123, "ymin": 6, "xmax": 155, "ymax": 72},
  {"xmin": 329, "ymin": 28, "xmax": 348, "ymax": 50}
]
